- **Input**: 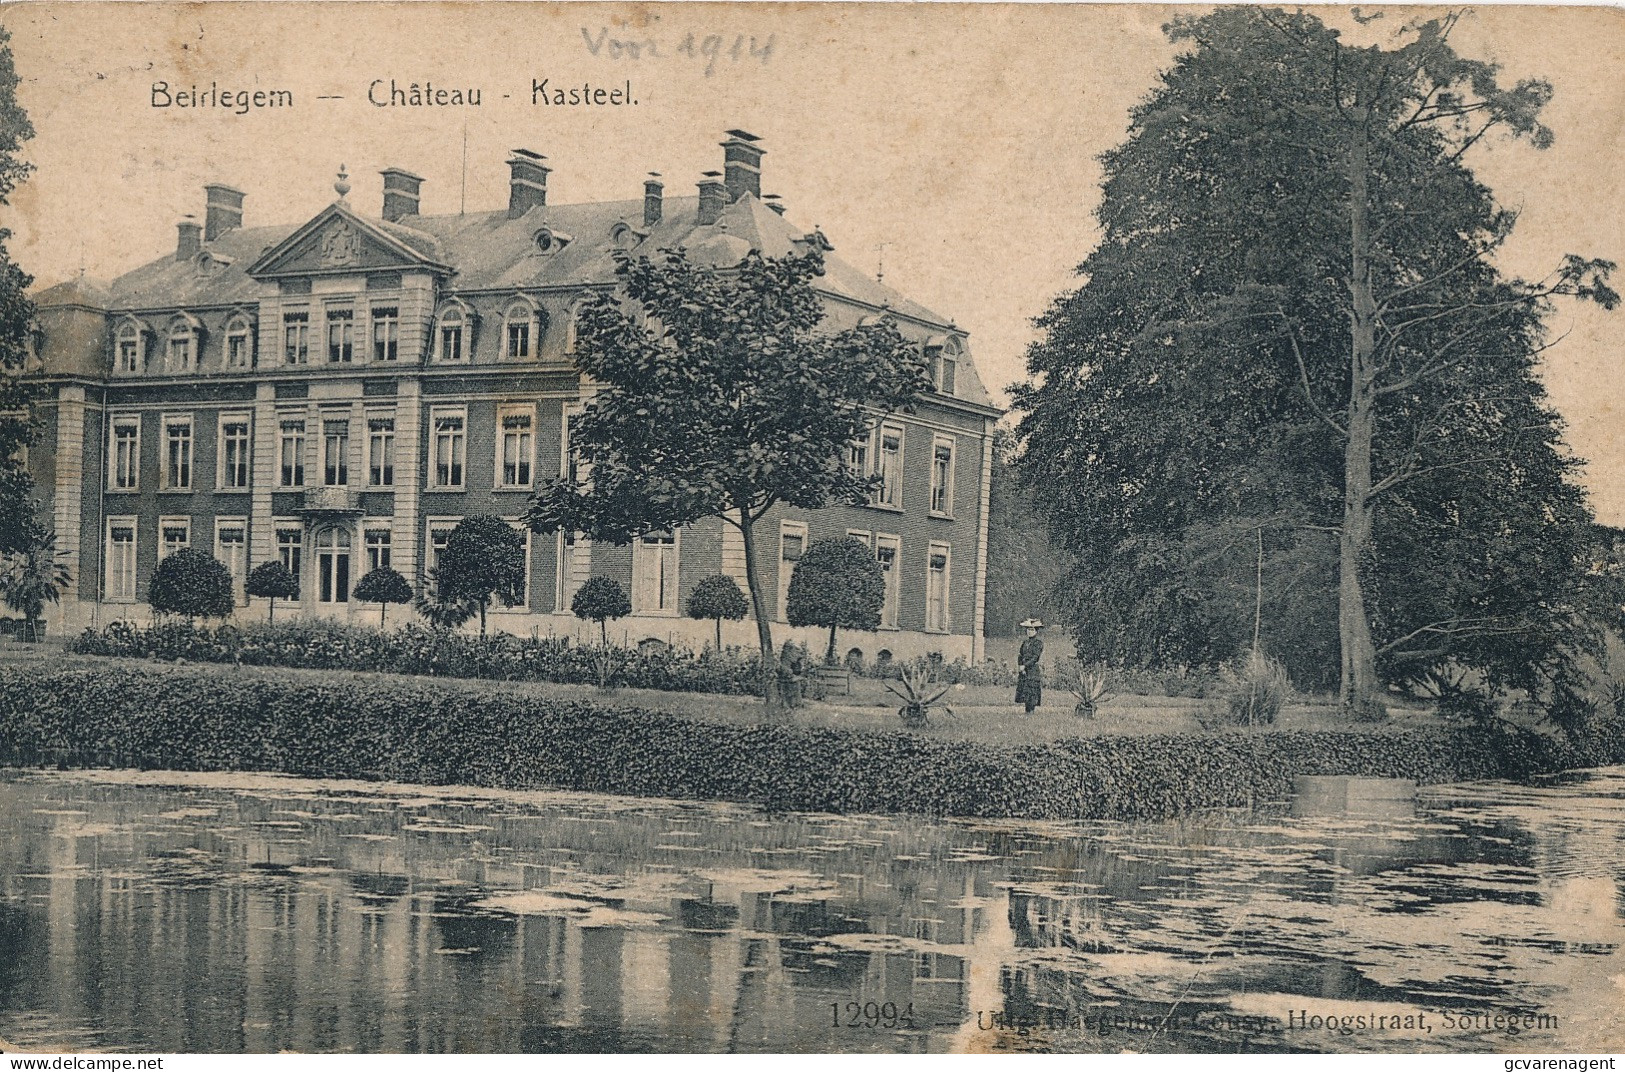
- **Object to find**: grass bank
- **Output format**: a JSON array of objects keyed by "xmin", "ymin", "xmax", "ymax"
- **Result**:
[{"xmin": 0, "ymin": 662, "xmax": 1608, "ymax": 820}]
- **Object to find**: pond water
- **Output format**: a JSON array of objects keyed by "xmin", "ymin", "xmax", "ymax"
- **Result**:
[{"xmin": 2, "ymin": 767, "xmax": 1623, "ymax": 1054}]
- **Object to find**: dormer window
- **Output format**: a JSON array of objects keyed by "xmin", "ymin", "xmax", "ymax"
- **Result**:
[
  {"xmin": 224, "ymin": 313, "xmax": 254, "ymax": 369},
  {"xmin": 165, "ymin": 316, "xmax": 200, "ymax": 374},
  {"xmin": 610, "ymin": 223, "xmax": 641, "ymax": 251},
  {"xmin": 504, "ymin": 297, "xmax": 540, "ymax": 359},
  {"xmin": 532, "ymin": 228, "xmax": 572, "ymax": 254},
  {"xmin": 435, "ymin": 300, "xmax": 470, "ymax": 363},
  {"xmin": 113, "ymin": 319, "xmax": 144, "ymax": 374},
  {"xmin": 927, "ymin": 336, "xmax": 961, "ymax": 396}
]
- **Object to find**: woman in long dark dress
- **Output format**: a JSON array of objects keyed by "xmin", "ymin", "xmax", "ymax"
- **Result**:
[{"xmin": 1015, "ymin": 618, "xmax": 1045, "ymax": 714}]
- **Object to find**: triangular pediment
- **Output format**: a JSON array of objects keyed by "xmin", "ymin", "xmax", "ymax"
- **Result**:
[{"xmin": 248, "ymin": 203, "xmax": 448, "ymax": 278}]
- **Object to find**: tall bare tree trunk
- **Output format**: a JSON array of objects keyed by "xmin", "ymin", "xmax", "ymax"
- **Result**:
[
  {"xmin": 1341, "ymin": 112, "xmax": 1384, "ymax": 718},
  {"xmin": 737, "ymin": 511, "xmax": 783, "ymax": 710}
]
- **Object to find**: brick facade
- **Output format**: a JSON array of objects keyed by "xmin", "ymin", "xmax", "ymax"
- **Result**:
[{"xmin": 26, "ymin": 133, "xmax": 1002, "ymax": 662}]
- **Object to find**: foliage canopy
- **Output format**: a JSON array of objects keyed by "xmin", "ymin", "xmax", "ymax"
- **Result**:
[
  {"xmin": 527, "ymin": 245, "xmax": 930, "ymax": 706},
  {"xmin": 1013, "ymin": 7, "xmax": 1619, "ymax": 714},
  {"xmin": 149, "ymin": 548, "xmax": 235, "ymax": 621}
]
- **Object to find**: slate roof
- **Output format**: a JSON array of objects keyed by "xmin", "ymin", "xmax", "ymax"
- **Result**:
[{"xmin": 38, "ymin": 191, "xmax": 997, "ymax": 409}]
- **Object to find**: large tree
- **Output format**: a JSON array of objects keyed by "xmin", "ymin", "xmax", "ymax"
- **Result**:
[
  {"xmin": 526, "ymin": 246, "xmax": 928, "ymax": 709},
  {"xmin": 0, "ymin": 26, "xmax": 38, "ymax": 555},
  {"xmin": 1014, "ymin": 8, "xmax": 1617, "ymax": 717}
]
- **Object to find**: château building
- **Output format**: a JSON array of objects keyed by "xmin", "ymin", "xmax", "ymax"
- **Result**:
[{"xmin": 27, "ymin": 131, "xmax": 1001, "ymax": 661}]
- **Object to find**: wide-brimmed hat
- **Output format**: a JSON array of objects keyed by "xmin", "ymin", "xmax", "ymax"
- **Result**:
[{"xmin": 1019, "ymin": 618, "xmax": 1045, "ymax": 629}]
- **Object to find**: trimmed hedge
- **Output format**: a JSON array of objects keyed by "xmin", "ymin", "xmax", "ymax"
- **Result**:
[
  {"xmin": 69, "ymin": 619, "xmax": 766, "ymax": 696},
  {"xmin": 5, "ymin": 663, "xmax": 1616, "ymax": 819}
]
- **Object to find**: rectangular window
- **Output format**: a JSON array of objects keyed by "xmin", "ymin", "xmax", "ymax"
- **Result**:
[
  {"xmin": 875, "ymin": 534, "xmax": 901, "ymax": 628},
  {"xmin": 326, "ymin": 309, "xmax": 354, "ymax": 363},
  {"xmin": 110, "ymin": 416, "xmax": 140, "ymax": 491},
  {"xmin": 431, "ymin": 409, "xmax": 466, "ymax": 489},
  {"xmin": 322, "ymin": 418, "xmax": 349, "ymax": 487},
  {"xmin": 845, "ymin": 435, "xmax": 869, "ymax": 481},
  {"xmin": 633, "ymin": 530, "xmax": 679, "ymax": 615},
  {"xmin": 105, "ymin": 519, "xmax": 137, "ymax": 602},
  {"xmin": 219, "ymin": 415, "xmax": 251, "ymax": 490},
  {"xmin": 371, "ymin": 307, "xmax": 399, "ymax": 362},
  {"xmin": 166, "ymin": 335, "xmax": 192, "ymax": 373},
  {"xmin": 498, "ymin": 406, "xmax": 534, "ymax": 488},
  {"xmin": 425, "ymin": 520, "xmax": 458, "ymax": 577},
  {"xmin": 276, "ymin": 524, "xmax": 303, "ymax": 579},
  {"xmin": 930, "ymin": 437, "xmax": 955, "ymax": 516},
  {"xmin": 777, "ymin": 521, "xmax": 807, "ymax": 622},
  {"xmin": 159, "ymin": 517, "xmax": 191, "ymax": 559},
  {"xmin": 556, "ymin": 530, "xmax": 585, "ymax": 613},
  {"xmin": 440, "ymin": 323, "xmax": 463, "ymax": 363},
  {"xmin": 163, "ymin": 415, "xmax": 192, "ymax": 490},
  {"xmin": 926, "ymin": 543, "xmax": 951, "ymax": 633},
  {"xmin": 875, "ymin": 425, "xmax": 904, "ymax": 508},
  {"xmin": 278, "ymin": 418, "xmax": 306, "ymax": 488},
  {"xmin": 118, "ymin": 338, "xmax": 139, "ymax": 373},
  {"xmin": 227, "ymin": 332, "xmax": 251, "ymax": 369},
  {"xmin": 283, "ymin": 312, "xmax": 310, "ymax": 365},
  {"xmin": 367, "ymin": 415, "xmax": 395, "ymax": 487},
  {"xmin": 215, "ymin": 520, "xmax": 248, "ymax": 602},
  {"xmin": 365, "ymin": 528, "xmax": 392, "ymax": 574}
]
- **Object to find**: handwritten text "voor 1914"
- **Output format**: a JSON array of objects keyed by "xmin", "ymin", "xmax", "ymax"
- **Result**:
[{"xmin": 580, "ymin": 27, "xmax": 775, "ymax": 77}]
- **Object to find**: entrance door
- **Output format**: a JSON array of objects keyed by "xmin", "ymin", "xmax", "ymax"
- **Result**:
[{"xmin": 316, "ymin": 526, "xmax": 352, "ymax": 606}]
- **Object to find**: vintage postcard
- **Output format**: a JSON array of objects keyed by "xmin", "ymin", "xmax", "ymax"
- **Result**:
[{"xmin": 1, "ymin": 0, "xmax": 1624, "ymax": 1061}]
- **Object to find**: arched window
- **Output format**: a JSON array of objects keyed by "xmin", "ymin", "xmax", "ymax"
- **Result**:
[
  {"xmin": 113, "ymin": 318, "xmax": 145, "ymax": 374},
  {"xmin": 926, "ymin": 335, "xmax": 961, "ymax": 396},
  {"xmin": 435, "ymin": 300, "xmax": 470, "ymax": 363},
  {"xmin": 610, "ymin": 223, "xmax": 640, "ymax": 252},
  {"xmin": 224, "ymin": 313, "xmax": 255, "ymax": 369},
  {"xmin": 315, "ymin": 526, "xmax": 352, "ymax": 604},
  {"xmin": 503, "ymin": 296, "xmax": 539, "ymax": 360},
  {"xmin": 165, "ymin": 315, "xmax": 201, "ymax": 374}
]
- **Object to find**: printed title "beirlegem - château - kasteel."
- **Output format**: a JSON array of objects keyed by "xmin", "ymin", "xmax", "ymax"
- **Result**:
[{"xmin": 26, "ymin": 130, "xmax": 1001, "ymax": 660}]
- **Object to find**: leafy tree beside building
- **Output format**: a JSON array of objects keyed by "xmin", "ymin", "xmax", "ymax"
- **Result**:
[
  {"xmin": 1014, "ymin": 8, "xmax": 1618, "ymax": 718},
  {"xmin": 0, "ymin": 26, "xmax": 39, "ymax": 556},
  {"xmin": 527, "ymin": 246, "xmax": 928, "ymax": 709},
  {"xmin": 149, "ymin": 548, "xmax": 235, "ymax": 622},
  {"xmin": 686, "ymin": 574, "xmax": 748, "ymax": 652},
  {"xmin": 437, "ymin": 515, "xmax": 527, "ymax": 637},
  {"xmin": 353, "ymin": 566, "xmax": 413, "ymax": 627},
  {"xmin": 245, "ymin": 561, "xmax": 298, "ymax": 622},
  {"xmin": 786, "ymin": 537, "xmax": 885, "ymax": 664}
]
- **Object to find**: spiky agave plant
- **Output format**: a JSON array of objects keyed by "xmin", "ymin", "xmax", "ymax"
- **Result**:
[
  {"xmin": 885, "ymin": 663, "xmax": 953, "ymax": 728},
  {"xmin": 1070, "ymin": 666, "xmax": 1109, "ymax": 719}
]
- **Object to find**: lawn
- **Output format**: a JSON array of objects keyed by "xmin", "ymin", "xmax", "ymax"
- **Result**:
[{"xmin": 2, "ymin": 639, "xmax": 1445, "ymax": 746}]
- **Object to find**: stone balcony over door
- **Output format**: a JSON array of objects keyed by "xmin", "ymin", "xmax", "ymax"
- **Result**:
[{"xmin": 299, "ymin": 486, "xmax": 362, "ymax": 518}]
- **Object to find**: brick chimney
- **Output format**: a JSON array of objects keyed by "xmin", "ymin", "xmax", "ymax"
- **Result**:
[
  {"xmin": 203, "ymin": 184, "xmax": 244, "ymax": 242},
  {"xmin": 507, "ymin": 150, "xmax": 549, "ymax": 218},
  {"xmin": 697, "ymin": 172, "xmax": 726, "ymax": 226},
  {"xmin": 643, "ymin": 173, "xmax": 663, "ymax": 227},
  {"xmin": 176, "ymin": 215, "xmax": 202, "ymax": 261},
  {"xmin": 380, "ymin": 168, "xmax": 424, "ymax": 222},
  {"xmin": 722, "ymin": 129, "xmax": 763, "ymax": 203}
]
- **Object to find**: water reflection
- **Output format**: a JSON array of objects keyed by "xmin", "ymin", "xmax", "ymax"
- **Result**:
[{"xmin": 2, "ymin": 768, "xmax": 1624, "ymax": 1053}]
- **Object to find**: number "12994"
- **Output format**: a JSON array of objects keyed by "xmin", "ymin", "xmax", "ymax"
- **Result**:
[{"xmin": 832, "ymin": 1001, "xmax": 917, "ymax": 1029}]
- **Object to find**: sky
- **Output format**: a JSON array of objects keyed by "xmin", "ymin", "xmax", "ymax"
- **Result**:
[{"xmin": 4, "ymin": 3, "xmax": 1624, "ymax": 520}]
